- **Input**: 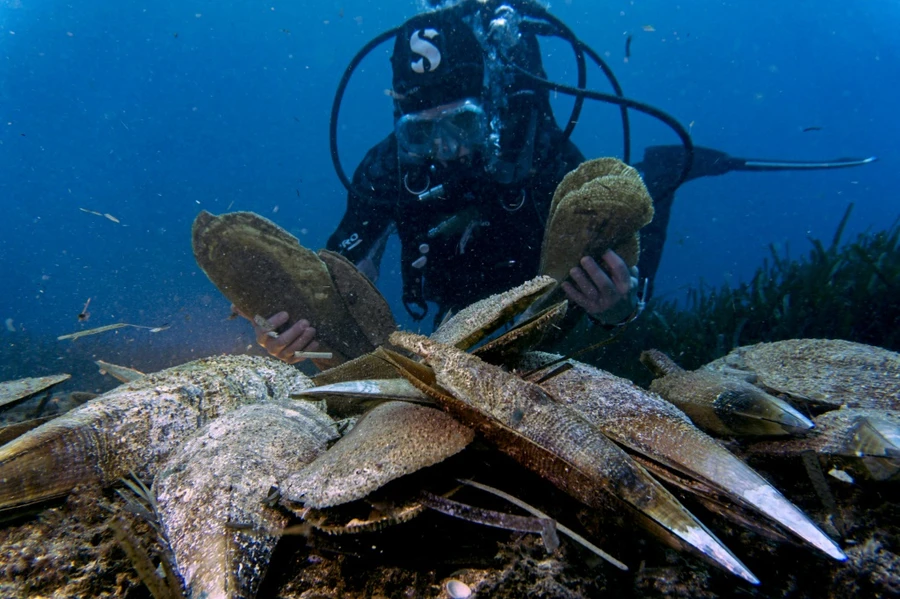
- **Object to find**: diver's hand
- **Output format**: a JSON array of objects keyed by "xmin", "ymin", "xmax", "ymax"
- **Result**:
[
  {"xmin": 561, "ymin": 251, "xmax": 638, "ymax": 325},
  {"xmin": 235, "ymin": 306, "xmax": 320, "ymax": 364}
]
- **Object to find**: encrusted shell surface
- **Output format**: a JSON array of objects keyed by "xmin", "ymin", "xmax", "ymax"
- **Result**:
[
  {"xmin": 647, "ymin": 363, "xmax": 813, "ymax": 437},
  {"xmin": 473, "ymin": 300, "xmax": 568, "ymax": 365},
  {"xmin": 430, "ymin": 275, "xmax": 556, "ymax": 350},
  {"xmin": 531, "ymin": 359, "xmax": 845, "ymax": 561},
  {"xmin": 282, "ymin": 400, "xmax": 474, "ymax": 509},
  {"xmin": 155, "ymin": 401, "xmax": 338, "ymax": 599},
  {"xmin": 705, "ymin": 339, "xmax": 900, "ymax": 410},
  {"xmin": 389, "ymin": 331, "xmax": 760, "ymax": 584},
  {"xmin": 539, "ymin": 157, "xmax": 654, "ymax": 282},
  {"xmin": 0, "ymin": 374, "xmax": 70, "ymax": 410},
  {"xmin": 0, "ymin": 355, "xmax": 310, "ymax": 510}
]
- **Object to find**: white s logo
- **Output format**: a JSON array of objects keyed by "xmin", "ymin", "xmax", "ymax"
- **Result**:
[{"xmin": 410, "ymin": 28, "xmax": 440, "ymax": 74}]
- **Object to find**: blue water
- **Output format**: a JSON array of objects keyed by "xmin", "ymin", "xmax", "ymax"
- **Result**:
[{"xmin": 1, "ymin": 0, "xmax": 896, "ymax": 378}]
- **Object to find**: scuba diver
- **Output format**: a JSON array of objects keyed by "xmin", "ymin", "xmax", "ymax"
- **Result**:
[{"xmin": 250, "ymin": 0, "xmax": 875, "ymax": 364}]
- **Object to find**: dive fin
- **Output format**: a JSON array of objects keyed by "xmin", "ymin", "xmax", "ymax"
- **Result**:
[
  {"xmin": 635, "ymin": 144, "xmax": 876, "ymax": 185},
  {"xmin": 737, "ymin": 155, "xmax": 877, "ymax": 171}
]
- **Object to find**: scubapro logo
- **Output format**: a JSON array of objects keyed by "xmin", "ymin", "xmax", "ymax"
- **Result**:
[
  {"xmin": 410, "ymin": 28, "xmax": 440, "ymax": 74},
  {"xmin": 340, "ymin": 233, "xmax": 362, "ymax": 252}
]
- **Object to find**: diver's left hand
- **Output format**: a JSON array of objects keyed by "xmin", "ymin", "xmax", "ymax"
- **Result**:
[{"xmin": 561, "ymin": 250, "xmax": 639, "ymax": 325}]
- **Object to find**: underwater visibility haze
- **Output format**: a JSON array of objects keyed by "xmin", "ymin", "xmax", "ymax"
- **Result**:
[
  {"xmin": 0, "ymin": 1, "xmax": 898, "ymax": 597},
  {"xmin": 1, "ymin": 0, "xmax": 896, "ymax": 382}
]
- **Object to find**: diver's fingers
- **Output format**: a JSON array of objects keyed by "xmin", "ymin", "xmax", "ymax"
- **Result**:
[
  {"xmin": 284, "ymin": 330, "xmax": 320, "ymax": 364},
  {"xmin": 253, "ymin": 311, "xmax": 289, "ymax": 345},
  {"xmin": 561, "ymin": 280, "xmax": 590, "ymax": 310},
  {"xmin": 573, "ymin": 259, "xmax": 615, "ymax": 299},
  {"xmin": 564, "ymin": 268, "xmax": 611, "ymax": 314},
  {"xmin": 259, "ymin": 315, "xmax": 303, "ymax": 356},
  {"xmin": 597, "ymin": 251, "xmax": 632, "ymax": 294},
  {"xmin": 266, "ymin": 311, "xmax": 291, "ymax": 329}
]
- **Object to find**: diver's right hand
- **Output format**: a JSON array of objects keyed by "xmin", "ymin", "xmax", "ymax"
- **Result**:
[{"xmin": 238, "ymin": 307, "xmax": 320, "ymax": 364}]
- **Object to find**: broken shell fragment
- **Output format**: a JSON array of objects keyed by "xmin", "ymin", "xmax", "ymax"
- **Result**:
[
  {"xmin": 296, "ymin": 378, "xmax": 431, "ymax": 405},
  {"xmin": 0, "ymin": 374, "xmax": 71, "ymax": 410}
]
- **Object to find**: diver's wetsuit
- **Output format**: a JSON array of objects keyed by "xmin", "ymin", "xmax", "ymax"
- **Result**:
[{"xmin": 326, "ymin": 115, "xmax": 585, "ymax": 325}]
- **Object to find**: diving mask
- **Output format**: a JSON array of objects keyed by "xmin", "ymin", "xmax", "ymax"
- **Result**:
[{"xmin": 395, "ymin": 98, "xmax": 488, "ymax": 163}]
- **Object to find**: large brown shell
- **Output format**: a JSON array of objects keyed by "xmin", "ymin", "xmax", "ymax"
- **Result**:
[
  {"xmin": 528, "ymin": 358, "xmax": 845, "ymax": 560},
  {"xmin": 388, "ymin": 331, "xmax": 760, "ymax": 584},
  {"xmin": 705, "ymin": 339, "xmax": 900, "ymax": 410},
  {"xmin": 539, "ymin": 157, "xmax": 654, "ymax": 281},
  {"xmin": 318, "ymin": 249, "xmax": 396, "ymax": 349},
  {"xmin": 282, "ymin": 401, "xmax": 473, "ymax": 509},
  {"xmin": 191, "ymin": 211, "xmax": 373, "ymax": 365}
]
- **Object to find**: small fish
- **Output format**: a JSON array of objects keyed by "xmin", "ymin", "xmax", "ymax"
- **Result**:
[
  {"xmin": 78, "ymin": 297, "xmax": 92, "ymax": 322},
  {"xmin": 58, "ymin": 322, "xmax": 169, "ymax": 341},
  {"xmin": 95, "ymin": 360, "xmax": 145, "ymax": 383},
  {"xmin": 642, "ymin": 25, "xmax": 656, "ymax": 32},
  {"xmin": 625, "ymin": 34, "xmax": 633, "ymax": 58},
  {"xmin": 802, "ymin": 126, "xmax": 823, "ymax": 133},
  {"xmin": 58, "ymin": 323, "xmax": 129, "ymax": 341},
  {"xmin": 79, "ymin": 208, "xmax": 121, "ymax": 224}
]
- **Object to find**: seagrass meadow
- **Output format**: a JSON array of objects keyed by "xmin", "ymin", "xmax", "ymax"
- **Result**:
[{"xmin": 581, "ymin": 203, "xmax": 900, "ymax": 386}]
